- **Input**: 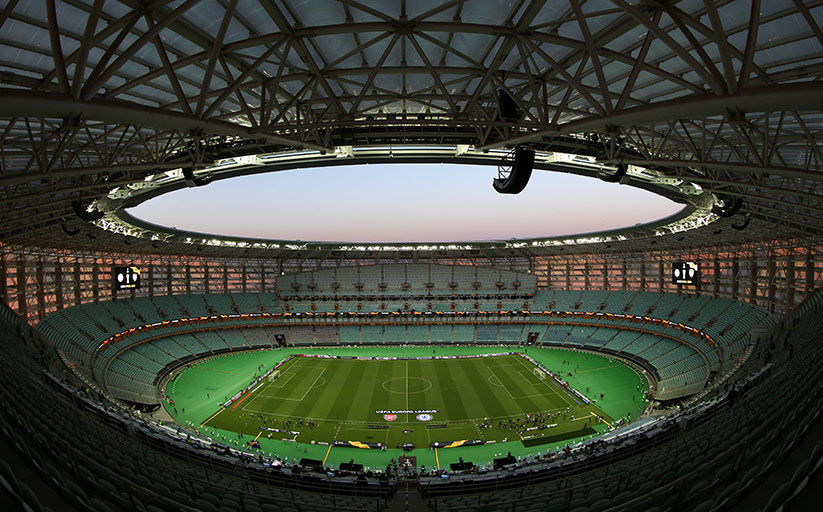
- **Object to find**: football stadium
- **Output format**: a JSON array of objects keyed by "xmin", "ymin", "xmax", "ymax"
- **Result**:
[{"xmin": 1, "ymin": 1, "xmax": 822, "ymax": 511}]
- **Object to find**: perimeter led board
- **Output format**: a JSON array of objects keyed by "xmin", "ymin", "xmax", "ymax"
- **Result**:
[
  {"xmin": 114, "ymin": 266, "xmax": 141, "ymax": 290},
  {"xmin": 672, "ymin": 262, "xmax": 699, "ymax": 285}
]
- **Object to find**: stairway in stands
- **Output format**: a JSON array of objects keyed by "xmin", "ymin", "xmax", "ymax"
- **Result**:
[{"xmin": 387, "ymin": 478, "xmax": 428, "ymax": 511}]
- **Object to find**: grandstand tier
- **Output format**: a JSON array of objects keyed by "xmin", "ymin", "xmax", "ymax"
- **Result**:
[{"xmin": 38, "ymin": 281, "xmax": 772, "ymax": 411}]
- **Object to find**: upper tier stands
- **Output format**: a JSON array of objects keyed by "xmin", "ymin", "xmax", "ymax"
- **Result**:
[
  {"xmin": 277, "ymin": 263, "xmax": 535, "ymax": 313},
  {"xmin": 276, "ymin": 263, "xmax": 537, "ymax": 296}
]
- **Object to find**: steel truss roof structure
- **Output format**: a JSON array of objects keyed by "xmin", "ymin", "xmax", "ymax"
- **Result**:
[{"xmin": 0, "ymin": 0, "xmax": 821, "ymax": 259}]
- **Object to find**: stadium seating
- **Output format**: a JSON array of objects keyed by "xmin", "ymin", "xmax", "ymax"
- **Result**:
[
  {"xmin": 408, "ymin": 325, "xmax": 429, "ymax": 344},
  {"xmin": 275, "ymin": 264, "xmax": 537, "ymax": 297},
  {"xmin": 361, "ymin": 325, "xmax": 382, "ymax": 344},
  {"xmin": 0, "ymin": 287, "xmax": 820, "ymax": 511},
  {"xmin": 419, "ymin": 290, "xmax": 823, "ymax": 511},
  {"xmin": 33, "ymin": 265, "xmax": 772, "ymax": 409},
  {"xmin": 35, "ymin": 288, "xmax": 771, "ymax": 408},
  {"xmin": 453, "ymin": 325, "xmax": 474, "ymax": 343},
  {"xmin": 0, "ymin": 302, "xmax": 397, "ymax": 511},
  {"xmin": 384, "ymin": 325, "xmax": 406, "ymax": 344},
  {"xmin": 277, "ymin": 264, "xmax": 535, "ymax": 316}
]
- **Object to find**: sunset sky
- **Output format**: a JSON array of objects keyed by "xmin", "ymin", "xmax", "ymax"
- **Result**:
[{"xmin": 128, "ymin": 163, "xmax": 683, "ymax": 243}]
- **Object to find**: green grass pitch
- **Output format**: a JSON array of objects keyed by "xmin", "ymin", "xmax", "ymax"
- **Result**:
[
  {"xmin": 165, "ymin": 347, "xmax": 647, "ymax": 468},
  {"xmin": 206, "ymin": 353, "xmax": 612, "ymax": 450}
]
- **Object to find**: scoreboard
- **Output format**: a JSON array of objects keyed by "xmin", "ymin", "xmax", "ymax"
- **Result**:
[
  {"xmin": 672, "ymin": 262, "xmax": 699, "ymax": 285},
  {"xmin": 114, "ymin": 266, "xmax": 141, "ymax": 290}
]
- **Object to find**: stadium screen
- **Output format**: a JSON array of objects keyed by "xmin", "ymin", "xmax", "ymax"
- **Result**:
[
  {"xmin": 672, "ymin": 261, "xmax": 699, "ymax": 285},
  {"xmin": 114, "ymin": 266, "xmax": 141, "ymax": 290}
]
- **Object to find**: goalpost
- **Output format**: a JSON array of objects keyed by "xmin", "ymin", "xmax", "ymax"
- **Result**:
[
  {"xmin": 533, "ymin": 368, "xmax": 546, "ymax": 380},
  {"xmin": 268, "ymin": 370, "xmax": 280, "ymax": 383}
]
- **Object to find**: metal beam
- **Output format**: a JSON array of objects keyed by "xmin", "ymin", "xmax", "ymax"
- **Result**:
[
  {"xmin": 71, "ymin": 0, "xmax": 104, "ymax": 100},
  {"xmin": 0, "ymin": 89, "xmax": 333, "ymax": 153},
  {"xmin": 738, "ymin": 0, "xmax": 761, "ymax": 90},
  {"xmin": 478, "ymin": 82, "xmax": 823, "ymax": 150},
  {"xmin": 602, "ymin": 158, "xmax": 823, "ymax": 181},
  {"xmin": 45, "ymin": 0, "xmax": 70, "ymax": 95},
  {"xmin": 0, "ymin": 162, "xmax": 192, "ymax": 187}
]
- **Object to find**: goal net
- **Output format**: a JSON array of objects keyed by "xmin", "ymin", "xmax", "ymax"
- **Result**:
[
  {"xmin": 533, "ymin": 368, "xmax": 546, "ymax": 380},
  {"xmin": 268, "ymin": 370, "xmax": 280, "ymax": 382}
]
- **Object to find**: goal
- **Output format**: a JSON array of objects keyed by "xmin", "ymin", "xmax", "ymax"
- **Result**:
[
  {"xmin": 533, "ymin": 368, "xmax": 546, "ymax": 380},
  {"xmin": 267, "ymin": 370, "xmax": 280, "ymax": 382}
]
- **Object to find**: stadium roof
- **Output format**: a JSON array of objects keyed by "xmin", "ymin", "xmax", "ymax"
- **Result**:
[{"xmin": 0, "ymin": 0, "xmax": 821, "ymax": 259}]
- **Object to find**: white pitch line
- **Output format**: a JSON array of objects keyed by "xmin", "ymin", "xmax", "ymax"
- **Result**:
[
  {"xmin": 243, "ymin": 366, "xmax": 325, "ymax": 407},
  {"xmin": 487, "ymin": 366, "xmax": 518, "ymax": 400},
  {"xmin": 518, "ymin": 370, "xmax": 538, "ymax": 386},
  {"xmin": 405, "ymin": 359, "xmax": 409, "ymax": 423},
  {"xmin": 268, "ymin": 373, "xmax": 296, "ymax": 388},
  {"xmin": 513, "ymin": 354, "xmax": 576, "ymax": 408},
  {"xmin": 297, "ymin": 367, "xmax": 326, "ymax": 401}
]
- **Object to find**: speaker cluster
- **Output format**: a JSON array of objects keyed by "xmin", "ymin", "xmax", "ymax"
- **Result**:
[{"xmin": 493, "ymin": 147, "xmax": 535, "ymax": 195}]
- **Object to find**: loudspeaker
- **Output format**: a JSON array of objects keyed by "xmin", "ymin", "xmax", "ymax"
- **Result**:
[
  {"xmin": 71, "ymin": 200, "xmax": 105, "ymax": 222},
  {"xmin": 183, "ymin": 167, "xmax": 213, "ymax": 187},
  {"xmin": 598, "ymin": 163, "xmax": 628, "ymax": 183},
  {"xmin": 731, "ymin": 215, "xmax": 751, "ymax": 231},
  {"xmin": 493, "ymin": 147, "xmax": 535, "ymax": 194},
  {"xmin": 61, "ymin": 223, "xmax": 81, "ymax": 236},
  {"xmin": 712, "ymin": 197, "xmax": 742, "ymax": 218},
  {"xmin": 183, "ymin": 167, "xmax": 195, "ymax": 186},
  {"xmin": 497, "ymin": 89, "xmax": 521, "ymax": 122}
]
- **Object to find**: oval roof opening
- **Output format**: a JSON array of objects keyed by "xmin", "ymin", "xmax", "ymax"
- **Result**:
[{"xmin": 127, "ymin": 163, "xmax": 683, "ymax": 243}]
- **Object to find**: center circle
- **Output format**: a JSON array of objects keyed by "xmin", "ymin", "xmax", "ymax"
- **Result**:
[{"xmin": 381, "ymin": 377, "xmax": 433, "ymax": 394}]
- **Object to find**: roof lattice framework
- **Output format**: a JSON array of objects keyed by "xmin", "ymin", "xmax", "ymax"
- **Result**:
[{"xmin": 0, "ymin": 0, "xmax": 821, "ymax": 258}]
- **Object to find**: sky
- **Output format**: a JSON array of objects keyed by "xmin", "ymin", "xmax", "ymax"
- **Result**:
[{"xmin": 127, "ymin": 164, "xmax": 683, "ymax": 243}]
